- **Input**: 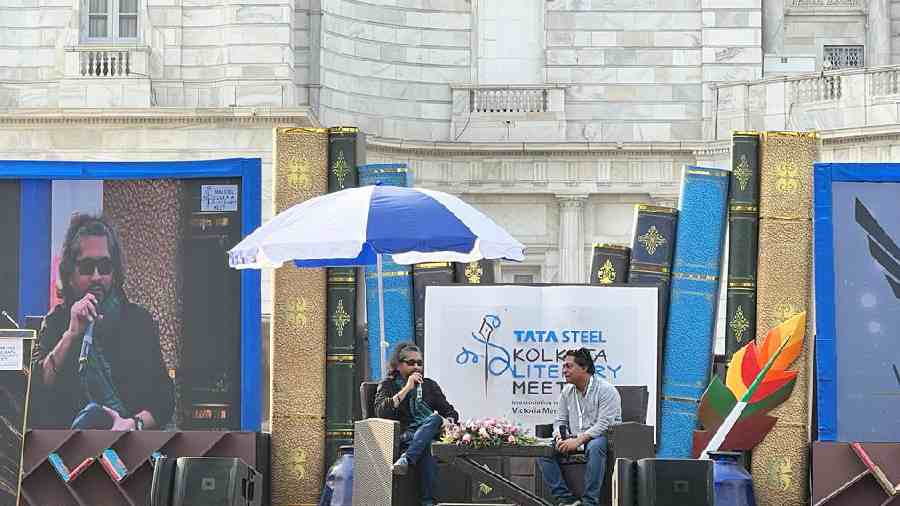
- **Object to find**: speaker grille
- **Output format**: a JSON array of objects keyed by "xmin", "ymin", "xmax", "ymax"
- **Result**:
[{"xmin": 353, "ymin": 419, "xmax": 399, "ymax": 505}]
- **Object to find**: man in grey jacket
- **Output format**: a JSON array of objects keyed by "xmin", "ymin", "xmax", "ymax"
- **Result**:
[{"xmin": 538, "ymin": 348, "xmax": 622, "ymax": 506}]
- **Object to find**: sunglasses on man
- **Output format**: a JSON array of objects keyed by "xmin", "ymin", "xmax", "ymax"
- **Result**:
[
  {"xmin": 402, "ymin": 359, "xmax": 424, "ymax": 367},
  {"xmin": 76, "ymin": 257, "xmax": 113, "ymax": 276}
]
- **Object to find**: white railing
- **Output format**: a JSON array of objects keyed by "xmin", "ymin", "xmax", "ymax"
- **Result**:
[
  {"xmin": 80, "ymin": 50, "xmax": 131, "ymax": 77},
  {"xmin": 790, "ymin": 0, "xmax": 858, "ymax": 7},
  {"xmin": 791, "ymin": 75, "xmax": 842, "ymax": 103},
  {"xmin": 64, "ymin": 46, "xmax": 149, "ymax": 79},
  {"xmin": 870, "ymin": 68, "xmax": 900, "ymax": 96},
  {"xmin": 470, "ymin": 88, "xmax": 548, "ymax": 113}
]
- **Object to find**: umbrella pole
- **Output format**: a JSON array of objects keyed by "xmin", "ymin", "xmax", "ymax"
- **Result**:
[{"xmin": 377, "ymin": 253, "xmax": 387, "ymax": 377}]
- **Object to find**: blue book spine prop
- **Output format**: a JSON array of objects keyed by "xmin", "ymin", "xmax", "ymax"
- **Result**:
[
  {"xmin": 359, "ymin": 163, "xmax": 415, "ymax": 379},
  {"xmin": 657, "ymin": 166, "xmax": 729, "ymax": 458}
]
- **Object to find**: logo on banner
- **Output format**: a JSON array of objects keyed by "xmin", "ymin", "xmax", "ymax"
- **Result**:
[{"xmin": 454, "ymin": 313, "xmax": 621, "ymax": 398}]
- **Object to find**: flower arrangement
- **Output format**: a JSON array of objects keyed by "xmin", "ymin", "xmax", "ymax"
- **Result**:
[{"xmin": 441, "ymin": 417, "xmax": 536, "ymax": 449}]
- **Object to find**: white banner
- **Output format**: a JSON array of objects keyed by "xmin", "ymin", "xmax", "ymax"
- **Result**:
[{"xmin": 425, "ymin": 285, "xmax": 659, "ymax": 435}]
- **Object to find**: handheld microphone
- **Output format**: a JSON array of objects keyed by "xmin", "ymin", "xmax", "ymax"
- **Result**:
[
  {"xmin": 78, "ymin": 320, "xmax": 94, "ymax": 373},
  {"xmin": 1, "ymin": 310, "xmax": 19, "ymax": 328}
]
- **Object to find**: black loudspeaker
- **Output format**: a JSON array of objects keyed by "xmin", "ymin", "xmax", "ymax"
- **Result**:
[
  {"xmin": 151, "ymin": 457, "xmax": 178, "ymax": 506},
  {"xmin": 612, "ymin": 458, "xmax": 636, "ymax": 506},
  {"xmin": 151, "ymin": 457, "xmax": 262, "ymax": 506},
  {"xmin": 636, "ymin": 458, "xmax": 713, "ymax": 506}
]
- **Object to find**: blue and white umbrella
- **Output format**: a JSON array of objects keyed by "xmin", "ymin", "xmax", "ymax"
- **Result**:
[{"xmin": 228, "ymin": 184, "xmax": 525, "ymax": 371}]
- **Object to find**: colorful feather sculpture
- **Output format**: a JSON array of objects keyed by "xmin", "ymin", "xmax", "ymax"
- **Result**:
[{"xmin": 692, "ymin": 311, "xmax": 806, "ymax": 458}]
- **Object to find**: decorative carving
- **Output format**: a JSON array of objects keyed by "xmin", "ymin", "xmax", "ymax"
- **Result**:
[
  {"xmin": 774, "ymin": 162, "xmax": 801, "ymax": 194},
  {"xmin": 465, "ymin": 262, "xmax": 484, "ymax": 284},
  {"xmin": 729, "ymin": 306, "xmax": 750, "ymax": 342},
  {"xmin": 291, "ymin": 449, "xmax": 308, "ymax": 480},
  {"xmin": 770, "ymin": 455, "xmax": 794, "ymax": 492},
  {"xmin": 776, "ymin": 302, "xmax": 801, "ymax": 323},
  {"xmin": 331, "ymin": 299, "xmax": 351, "ymax": 337},
  {"xmin": 284, "ymin": 296, "xmax": 310, "ymax": 328},
  {"xmin": 597, "ymin": 259, "xmax": 616, "ymax": 284},
  {"xmin": 286, "ymin": 159, "xmax": 313, "ymax": 191},
  {"xmin": 638, "ymin": 225, "xmax": 667, "ymax": 255},
  {"xmin": 734, "ymin": 154, "xmax": 752, "ymax": 191},
  {"xmin": 331, "ymin": 150, "xmax": 351, "ymax": 189}
]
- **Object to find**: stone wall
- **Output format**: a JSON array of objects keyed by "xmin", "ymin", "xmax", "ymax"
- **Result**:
[
  {"xmin": 0, "ymin": 0, "xmax": 309, "ymax": 108},
  {"xmin": 317, "ymin": 0, "xmax": 472, "ymax": 140}
]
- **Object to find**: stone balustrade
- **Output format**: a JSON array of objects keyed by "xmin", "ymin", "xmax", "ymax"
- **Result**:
[
  {"xmin": 469, "ymin": 87, "xmax": 548, "ymax": 113},
  {"xmin": 450, "ymin": 84, "xmax": 567, "ymax": 142},
  {"xmin": 712, "ymin": 64, "xmax": 900, "ymax": 139},
  {"xmin": 63, "ymin": 46, "xmax": 150, "ymax": 79}
]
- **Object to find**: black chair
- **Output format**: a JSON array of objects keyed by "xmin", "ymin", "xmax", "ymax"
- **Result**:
[{"xmin": 535, "ymin": 385, "xmax": 655, "ymax": 506}]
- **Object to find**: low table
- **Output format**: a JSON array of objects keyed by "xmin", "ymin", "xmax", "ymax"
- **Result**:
[{"xmin": 432, "ymin": 443, "xmax": 556, "ymax": 506}]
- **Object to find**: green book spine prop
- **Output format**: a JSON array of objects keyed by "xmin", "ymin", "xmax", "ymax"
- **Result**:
[
  {"xmin": 454, "ymin": 260, "xmax": 495, "ymax": 285},
  {"xmin": 589, "ymin": 244, "xmax": 630, "ymax": 284},
  {"xmin": 325, "ymin": 126, "xmax": 364, "ymax": 473},
  {"xmin": 627, "ymin": 204, "xmax": 678, "ymax": 339},
  {"xmin": 725, "ymin": 132, "xmax": 761, "ymax": 361},
  {"xmin": 412, "ymin": 262, "xmax": 455, "ymax": 350}
]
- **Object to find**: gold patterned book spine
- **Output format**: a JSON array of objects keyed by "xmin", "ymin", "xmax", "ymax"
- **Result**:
[
  {"xmin": 751, "ymin": 131, "xmax": 816, "ymax": 506},
  {"xmin": 272, "ymin": 127, "xmax": 329, "ymax": 506}
]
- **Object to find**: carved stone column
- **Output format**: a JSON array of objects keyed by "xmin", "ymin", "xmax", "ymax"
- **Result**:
[
  {"xmin": 557, "ymin": 195, "xmax": 587, "ymax": 283},
  {"xmin": 867, "ymin": 0, "xmax": 891, "ymax": 66}
]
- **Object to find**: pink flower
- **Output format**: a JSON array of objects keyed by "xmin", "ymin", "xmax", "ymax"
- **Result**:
[
  {"xmin": 510, "ymin": 426, "xmax": 519, "ymax": 434},
  {"xmin": 485, "ymin": 418, "xmax": 496, "ymax": 427},
  {"xmin": 462, "ymin": 434, "xmax": 472, "ymax": 444},
  {"xmin": 507, "ymin": 435, "xmax": 516, "ymax": 444}
]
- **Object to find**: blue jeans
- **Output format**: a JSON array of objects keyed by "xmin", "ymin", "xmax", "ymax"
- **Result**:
[
  {"xmin": 538, "ymin": 436, "xmax": 608, "ymax": 506},
  {"xmin": 399, "ymin": 413, "xmax": 443, "ymax": 506}
]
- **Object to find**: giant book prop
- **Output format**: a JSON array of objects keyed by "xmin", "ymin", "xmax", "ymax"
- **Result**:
[
  {"xmin": 725, "ymin": 132, "xmax": 761, "ymax": 361},
  {"xmin": 589, "ymin": 244, "xmax": 630, "ymax": 285},
  {"xmin": 657, "ymin": 166, "xmax": 729, "ymax": 458},
  {"xmin": 453, "ymin": 260, "xmax": 495, "ymax": 285},
  {"xmin": 359, "ymin": 164, "xmax": 415, "ymax": 379},
  {"xmin": 751, "ymin": 131, "xmax": 816, "ymax": 506},
  {"xmin": 324, "ymin": 126, "xmax": 365, "ymax": 472},
  {"xmin": 814, "ymin": 162, "xmax": 900, "ymax": 444},
  {"xmin": 412, "ymin": 262, "xmax": 454, "ymax": 350},
  {"xmin": 627, "ymin": 204, "xmax": 678, "ymax": 337},
  {"xmin": 272, "ymin": 127, "xmax": 329, "ymax": 505}
]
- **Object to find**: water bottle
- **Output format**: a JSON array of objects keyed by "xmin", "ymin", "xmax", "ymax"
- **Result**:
[
  {"xmin": 416, "ymin": 383, "xmax": 422, "ymax": 401},
  {"xmin": 323, "ymin": 446, "xmax": 354, "ymax": 506},
  {"xmin": 708, "ymin": 451, "xmax": 756, "ymax": 506}
]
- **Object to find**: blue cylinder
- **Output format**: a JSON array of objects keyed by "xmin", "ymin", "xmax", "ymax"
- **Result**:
[
  {"xmin": 324, "ymin": 445, "xmax": 354, "ymax": 506},
  {"xmin": 709, "ymin": 451, "xmax": 756, "ymax": 506}
]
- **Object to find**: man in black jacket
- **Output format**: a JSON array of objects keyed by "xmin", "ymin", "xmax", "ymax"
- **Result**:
[
  {"xmin": 373, "ymin": 342, "xmax": 459, "ymax": 506},
  {"xmin": 30, "ymin": 214, "xmax": 174, "ymax": 430}
]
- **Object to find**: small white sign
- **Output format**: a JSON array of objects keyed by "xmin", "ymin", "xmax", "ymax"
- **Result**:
[
  {"xmin": 201, "ymin": 185, "xmax": 239, "ymax": 212},
  {"xmin": 0, "ymin": 339, "xmax": 23, "ymax": 371}
]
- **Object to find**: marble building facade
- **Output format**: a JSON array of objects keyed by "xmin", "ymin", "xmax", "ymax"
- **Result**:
[{"xmin": 1, "ymin": 0, "xmax": 899, "ymax": 354}]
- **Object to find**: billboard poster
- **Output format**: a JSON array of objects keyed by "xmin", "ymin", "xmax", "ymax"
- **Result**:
[
  {"xmin": 830, "ymin": 180, "xmax": 900, "ymax": 441},
  {"xmin": 6, "ymin": 178, "xmax": 244, "ymax": 431},
  {"xmin": 424, "ymin": 285, "xmax": 659, "ymax": 435}
]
